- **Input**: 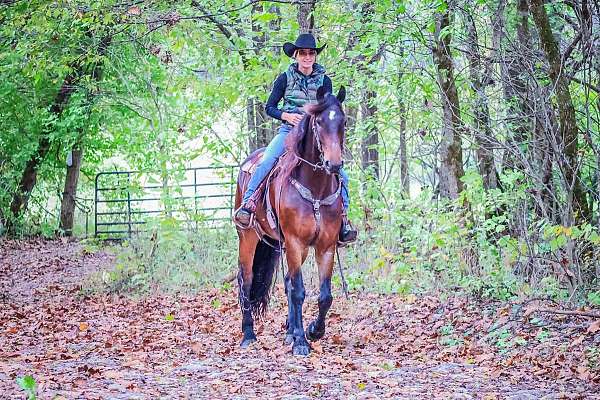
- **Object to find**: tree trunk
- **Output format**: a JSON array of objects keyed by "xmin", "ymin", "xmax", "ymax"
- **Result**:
[
  {"xmin": 432, "ymin": 5, "xmax": 464, "ymax": 199},
  {"xmin": 399, "ymin": 97, "xmax": 409, "ymax": 194},
  {"xmin": 246, "ymin": 2, "xmax": 274, "ymax": 152},
  {"xmin": 297, "ymin": 0, "xmax": 316, "ymax": 34},
  {"xmin": 396, "ymin": 47, "xmax": 409, "ymax": 194},
  {"xmin": 345, "ymin": 104, "xmax": 358, "ymax": 166},
  {"xmin": 500, "ymin": 0, "xmax": 530, "ymax": 171},
  {"xmin": 9, "ymin": 75, "xmax": 77, "ymax": 219},
  {"xmin": 255, "ymin": 101, "xmax": 270, "ymax": 150},
  {"xmin": 533, "ymin": 83, "xmax": 558, "ymax": 221},
  {"xmin": 59, "ymin": 147, "xmax": 83, "ymax": 236},
  {"xmin": 463, "ymin": 10, "xmax": 498, "ymax": 190},
  {"xmin": 497, "ymin": 0, "xmax": 555, "ymax": 220},
  {"xmin": 361, "ymin": 89, "xmax": 379, "ymax": 180},
  {"xmin": 530, "ymin": 0, "xmax": 590, "ymax": 224},
  {"xmin": 247, "ymin": 98, "xmax": 256, "ymax": 151},
  {"xmin": 9, "ymin": 34, "xmax": 112, "ymax": 224}
]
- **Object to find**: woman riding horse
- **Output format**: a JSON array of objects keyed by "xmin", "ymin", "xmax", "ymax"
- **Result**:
[
  {"xmin": 234, "ymin": 33, "xmax": 357, "ymax": 245},
  {"xmin": 235, "ymin": 84, "xmax": 349, "ymax": 355}
]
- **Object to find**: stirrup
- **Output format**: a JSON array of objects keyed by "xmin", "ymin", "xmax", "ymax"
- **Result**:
[
  {"xmin": 337, "ymin": 215, "xmax": 357, "ymax": 247},
  {"xmin": 337, "ymin": 235, "xmax": 357, "ymax": 247}
]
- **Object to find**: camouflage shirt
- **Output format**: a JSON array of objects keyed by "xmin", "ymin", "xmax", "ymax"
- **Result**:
[{"xmin": 265, "ymin": 63, "xmax": 332, "ymax": 121}]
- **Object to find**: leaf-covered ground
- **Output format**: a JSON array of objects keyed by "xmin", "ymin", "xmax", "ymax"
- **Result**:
[{"xmin": 1, "ymin": 238, "xmax": 599, "ymax": 399}]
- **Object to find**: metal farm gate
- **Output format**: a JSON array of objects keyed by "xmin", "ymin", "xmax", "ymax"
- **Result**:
[{"xmin": 94, "ymin": 166, "xmax": 236, "ymax": 238}]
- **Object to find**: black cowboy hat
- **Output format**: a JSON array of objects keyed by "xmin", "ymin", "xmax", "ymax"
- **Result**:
[{"xmin": 283, "ymin": 33, "xmax": 326, "ymax": 58}]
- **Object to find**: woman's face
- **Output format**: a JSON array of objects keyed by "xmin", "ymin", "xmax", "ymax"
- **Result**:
[{"xmin": 294, "ymin": 48, "xmax": 317, "ymax": 70}]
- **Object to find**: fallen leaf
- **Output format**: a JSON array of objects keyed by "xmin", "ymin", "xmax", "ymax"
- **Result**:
[
  {"xmin": 103, "ymin": 370, "xmax": 123, "ymax": 380},
  {"xmin": 474, "ymin": 353, "xmax": 495, "ymax": 363},
  {"xmin": 586, "ymin": 320, "xmax": 600, "ymax": 334},
  {"xmin": 127, "ymin": 6, "xmax": 141, "ymax": 15},
  {"xmin": 331, "ymin": 334, "xmax": 344, "ymax": 345},
  {"xmin": 570, "ymin": 335, "xmax": 585, "ymax": 347}
]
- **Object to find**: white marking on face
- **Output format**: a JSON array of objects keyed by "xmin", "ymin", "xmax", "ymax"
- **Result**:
[{"xmin": 328, "ymin": 110, "xmax": 336, "ymax": 120}]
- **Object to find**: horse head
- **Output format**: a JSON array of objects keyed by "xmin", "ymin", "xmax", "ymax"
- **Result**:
[{"xmin": 305, "ymin": 86, "xmax": 347, "ymax": 175}]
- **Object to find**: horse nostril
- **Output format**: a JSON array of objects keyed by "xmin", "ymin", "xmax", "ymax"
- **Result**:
[{"xmin": 324, "ymin": 160, "xmax": 331, "ymax": 169}]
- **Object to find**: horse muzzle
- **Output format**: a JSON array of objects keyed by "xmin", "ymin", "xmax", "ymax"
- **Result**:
[{"xmin": 324, "ymin": 160, "xmax": 343, "ymax": 174}]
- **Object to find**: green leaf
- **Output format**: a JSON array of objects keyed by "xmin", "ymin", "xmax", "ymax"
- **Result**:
[
  {"xmin": 253, "ymin": 12, "xmax": 278, "ymax": 23},
  {"xmin": 16, "ymin": 375, "xmax": 36, "ymax": 400}
]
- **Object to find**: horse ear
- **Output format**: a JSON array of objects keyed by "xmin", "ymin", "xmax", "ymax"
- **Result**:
[
  {"xmin": 316, "ymin": 86, "xmax": 327, "ymax": 102},
  {"xmin": 336, "ymin": 86, "xmax": 346, "ymax": 103}
]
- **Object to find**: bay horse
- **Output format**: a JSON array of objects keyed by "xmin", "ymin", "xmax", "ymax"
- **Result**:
[{"xmin": 234, "ymin": 86, "xmax": 347, "ymax": 355}]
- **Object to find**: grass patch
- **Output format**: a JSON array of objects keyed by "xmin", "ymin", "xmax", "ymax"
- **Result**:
[{"xmin": 83, "ymin": 219, "xmax": 237, "ymax": 295}]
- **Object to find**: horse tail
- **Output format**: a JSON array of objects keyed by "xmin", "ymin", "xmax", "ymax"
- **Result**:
[{"xmin": 247, "ymin": 240, "xmax": 280, "ymax": 319}]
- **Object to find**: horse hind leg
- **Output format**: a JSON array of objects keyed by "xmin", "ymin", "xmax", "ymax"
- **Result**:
[
  {"xmin": 306, "ymin": 246, "xmax": 335, "ymax": 342},
  {"xmin": 238, "ymin": 232, "xmax": 259, "ymax": 348}
]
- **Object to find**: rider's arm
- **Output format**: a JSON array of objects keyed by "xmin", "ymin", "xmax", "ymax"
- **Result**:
[{"xmin": 265, "ymin": 73, "xmax": 287, "ymax": 121}]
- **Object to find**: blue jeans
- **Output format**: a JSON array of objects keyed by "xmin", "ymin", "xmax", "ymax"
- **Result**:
[{"xmin": 242, "ymin": 124, "xmax": 350, "ymax": 210}]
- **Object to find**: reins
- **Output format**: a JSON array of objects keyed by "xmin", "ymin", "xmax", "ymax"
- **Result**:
[{"xmin": 295, "ymin": 116, "xmax": 327, "ymax": 171}]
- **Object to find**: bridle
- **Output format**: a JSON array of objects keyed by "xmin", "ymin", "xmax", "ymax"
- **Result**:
[{"xmin": 295, "ymin": 114, "xmax": 344, "ymax": 172}]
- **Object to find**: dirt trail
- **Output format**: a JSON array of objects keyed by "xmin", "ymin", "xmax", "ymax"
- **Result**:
[{"xmin": 1, "ymin": 239, "xmax": 597, "ymax": 399}]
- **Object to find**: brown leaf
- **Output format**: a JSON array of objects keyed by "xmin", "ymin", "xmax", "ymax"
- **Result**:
[
  {"xmin": 483, "ymin": 394, "xmax": 499, "ymax": 400},
  {"xmin": 331, "ymin": 334, "xmax": 344, "ymax": 345},
  {"xmin": 103, "ymin": 370, "xmax": 123, "ymax": 380},
  {"xmin": 586, "ymin": 320, "xmax": 600, "ymax": 334},
  {"xmin": 311, "ymin": 342, "xmax": 323, "ymax": 354},
  {"xmin": 228, "ymin": 384, "xmax": 242, "ymax": 394},
  {"xmin": 127, "ymin": 6, "xmax": 141, "ymax": 15},
  {"xmin": 78, "ymin": 322, "xmax": 89, "ymax": 331},
  {"xmin": 570, "ymin": 335, "xmax": 585, "ymax": 347},
  {"xmin": 191, "ymin": 342, "xmax": 204, "ymax": 355},
  {"xmin": 474, "ymin": 353, "xmax": 495, "ymax": 363},
  {"xmin": 523, "ymin": 305, "xmax": 537, "ymax": 318}
]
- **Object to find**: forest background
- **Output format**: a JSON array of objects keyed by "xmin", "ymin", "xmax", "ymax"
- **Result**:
[{"xmin": 1, "ymin": 0, "xmax": 600, "ymax": 305}]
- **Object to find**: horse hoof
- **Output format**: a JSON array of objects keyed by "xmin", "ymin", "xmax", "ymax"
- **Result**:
[
  {"xmin": 306, "ymin": 322, "xmax": 325, "ymax": 342},
  {"xmin": 284, "ymin": 334, "xmax": 294, "ymax": 345},
  {"xmin": 293, "ymin": 343, "xmax": 310, "ymax": 356},
  {"xmin": 240, "ymin": 337, "xmax": 257, "ymax": 348}
]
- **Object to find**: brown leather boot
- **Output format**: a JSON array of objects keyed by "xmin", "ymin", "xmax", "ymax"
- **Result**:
[
  {"xmin": 338, "ymin": 216, "xmax": 357, "ymax": 246},
  {"xmin": 233, "ymin": 199, "xmax": 257, "ymax": 229}
]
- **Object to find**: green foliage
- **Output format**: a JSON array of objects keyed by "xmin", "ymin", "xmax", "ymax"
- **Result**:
[
  {"xmin": 337, "ymin": 163, "xmax": 599, "ymax": 302},
  {"xmin": 1, "ymin": 0, "xmax": 599, "ymax": 304},
  {"xmin": 588, "ymin": 291, "xmax": 600, "ymax": 306},
  {"xmin": 83, "ymin": 221, "xmax": 237, "ymax": 295},
  {"xmin": 438, "ymin": 323, "xmax": 463, "ymax": 347},
  {"xmin": 16, "ymin": 375, "xmax": 37, "ymax": 400},
  {"xmin": 587, "ymin": 346, "xmax": 600, "ymax": 371}
]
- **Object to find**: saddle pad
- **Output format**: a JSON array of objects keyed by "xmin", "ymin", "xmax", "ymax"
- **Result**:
[{"xmin": 241, "ymin": 153, "xmax": 264, "ymax": 174}]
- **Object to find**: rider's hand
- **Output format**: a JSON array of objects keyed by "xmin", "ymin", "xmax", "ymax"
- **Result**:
[{"xmin": 282, "ymin": 112, "xmax": 303, "ymax": 127}]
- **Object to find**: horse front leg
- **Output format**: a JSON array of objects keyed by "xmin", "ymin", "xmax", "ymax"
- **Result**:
[
  {"xmin": 238, "ymin": 232, "xmax": 259, "ymax": 348},
  {"xmin": 284, "ymin": 276, "xmax": 294, "ymax": 345},
  {"xmin": 285, "ymin": 243, "xmax": 310, "ymax": 355},
  {"xmin": 306, "ymin": 245, "xmax": 335, "ymax": 342}
]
